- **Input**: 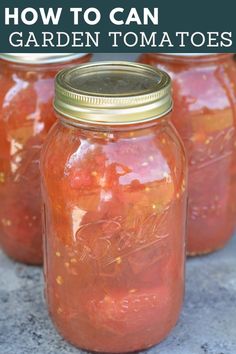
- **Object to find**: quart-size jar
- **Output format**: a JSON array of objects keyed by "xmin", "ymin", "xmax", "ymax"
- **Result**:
[
  {"xmin": 0, "ymin": 53, "xmax": 92, "ymax": 264},
  {"xmin": 41, "ymin": 62, "xmax": 187, "ymax": 353},
  {"xmin": 139, "ymin": 53, "xmax": 236, "ymax": 255}
]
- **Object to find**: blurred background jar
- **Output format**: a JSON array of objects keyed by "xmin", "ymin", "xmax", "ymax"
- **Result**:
[
  {"xmin": 41, "ymin": 62, "xmax": 187, "ymax": 353},
  {"xmin": 0, "ymin": 53, "xmax": 92, "ymax": 265},
  {"xmin": 138, "ymin": 53, "xmax": 236, "ymax": 255}
]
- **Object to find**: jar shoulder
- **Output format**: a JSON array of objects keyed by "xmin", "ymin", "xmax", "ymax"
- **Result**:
[
  {"xmin": 139, "ymin": 55, "xmax": 236, "ymax": 110},
  {"xmin": 41, "ymin": 122, "xmax": 187, "ymax": 191},
  {"xmin": 0, "ymin": 68, "xmax": 56, "ymax": 144}
]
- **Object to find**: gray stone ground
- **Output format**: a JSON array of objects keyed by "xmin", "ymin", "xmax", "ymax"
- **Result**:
[{"xmin": 0, "ymin": 235, "xmax": 235, "ymax": 354}]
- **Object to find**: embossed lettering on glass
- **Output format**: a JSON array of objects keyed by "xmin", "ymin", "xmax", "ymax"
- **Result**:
[{"xmin": 41, "ymin": 62, "xmax": 187, "ymax": 353}]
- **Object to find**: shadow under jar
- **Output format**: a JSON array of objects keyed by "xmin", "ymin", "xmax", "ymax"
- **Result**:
[
  {"xmin": 139, "ymin": 53, "xmax": 236, "ymax": 255},
  {"xmin": 0, "ymin": 53, "xmax": 92, "ymax": 265},
  {"xmin": 41, "ymin": 62, "xmax": 187, "ymax": 353}
]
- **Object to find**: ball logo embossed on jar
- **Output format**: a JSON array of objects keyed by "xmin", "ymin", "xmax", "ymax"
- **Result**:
[{"xmin": 75, "ymin": 208, "xmax": 170, "ymax": 269}]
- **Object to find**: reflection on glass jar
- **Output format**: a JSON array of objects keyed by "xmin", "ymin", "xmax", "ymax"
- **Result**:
[
  {"xmin": 139, "ymin": 53, "xmax": 236, "ymax": 255},
  {"xmin": 0, "ymin": 53, "xmax": 92, "ymax": 265},
  {"xmin": 41, "ymin": 62, "xmax": 187, "ymax": 353}
]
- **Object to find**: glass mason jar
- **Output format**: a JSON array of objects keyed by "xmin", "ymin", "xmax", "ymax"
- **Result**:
[
  {"xmin": 41, "ymin": 62, "xmax": 187, "ymax": 353},
  {"xmin": 139, "ymin": 53, "xmax": 236, "ymax": 255},
  {"xmin": 0, "ymin": 53, "xmax": 92, "ymax": 265}
]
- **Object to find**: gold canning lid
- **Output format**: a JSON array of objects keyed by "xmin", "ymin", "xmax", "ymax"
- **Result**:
[{"xmin": 54, "ymin": 61, "xmax": 172, "ymax": 125}]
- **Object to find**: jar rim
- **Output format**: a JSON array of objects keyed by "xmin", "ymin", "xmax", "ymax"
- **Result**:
[
  {"xmin": 0, "ymin": 53, "xmax": 88, "ymax": 64},
  {"xmin": 54, "ymin": 61, "xmax": 172, "ymax": 126},
  {"xmin": 160, "ymin": 53, "xmax": 218, "ymax": 56}
]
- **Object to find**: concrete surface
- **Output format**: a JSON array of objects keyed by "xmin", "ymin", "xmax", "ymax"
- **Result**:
[{"xmin": 0, "ymin": 235, "xmax": 235, "ymax": 354}]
